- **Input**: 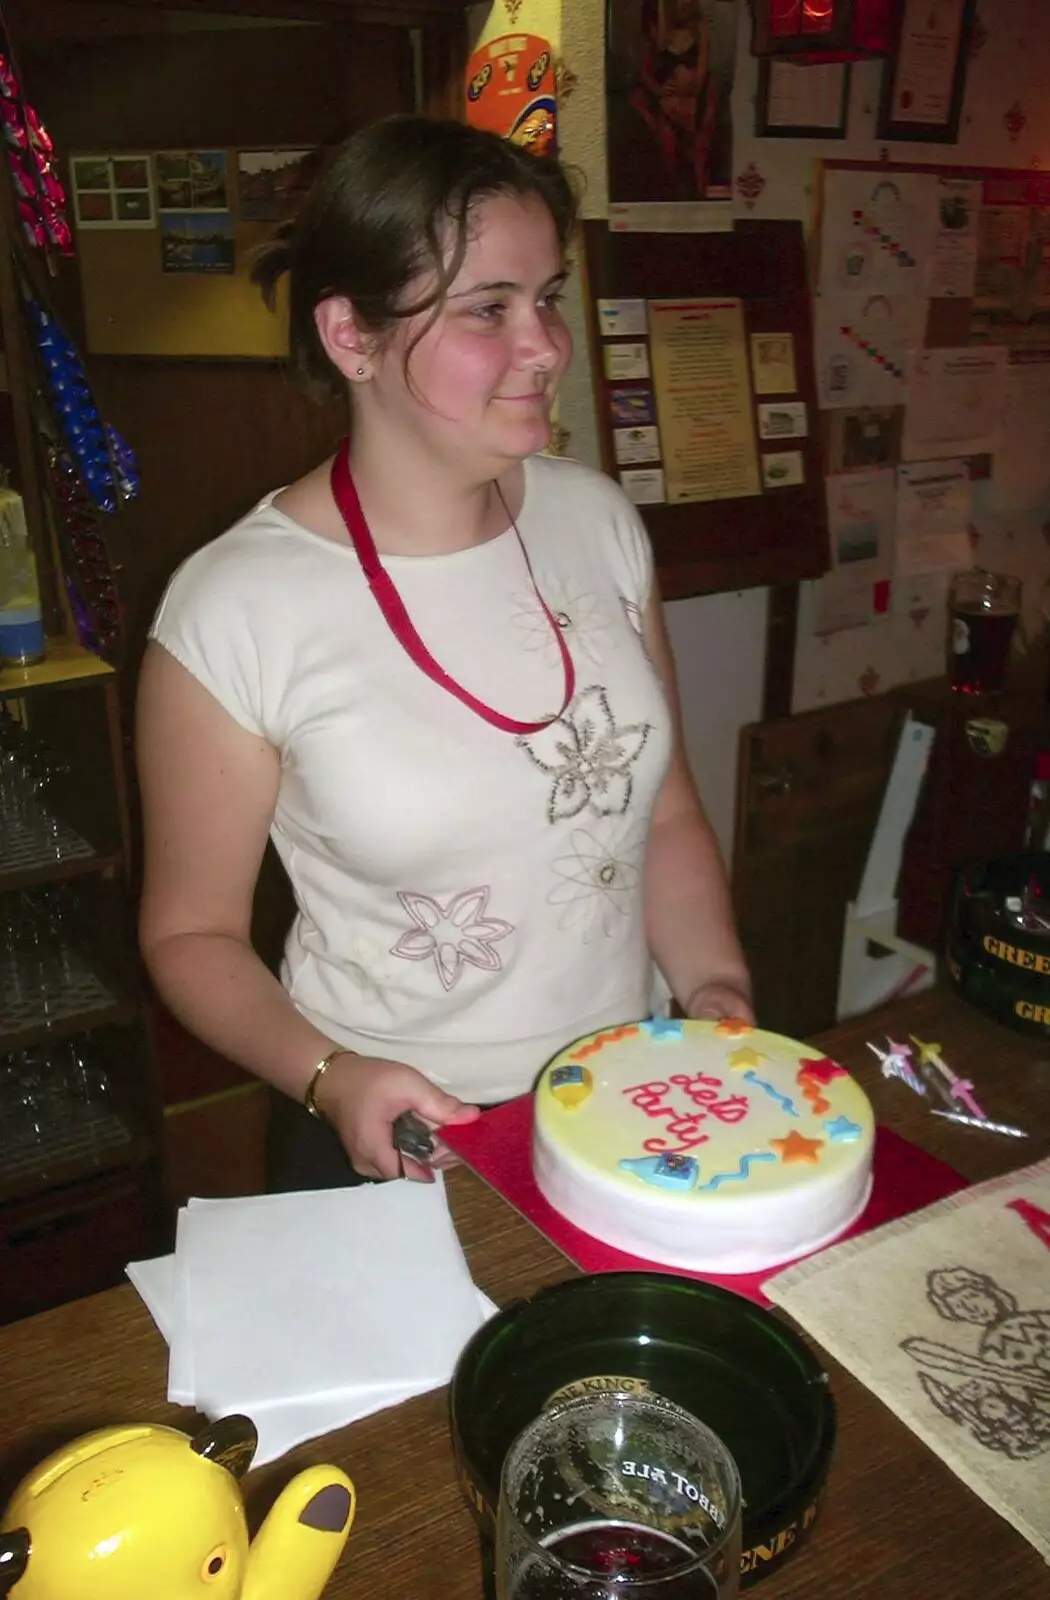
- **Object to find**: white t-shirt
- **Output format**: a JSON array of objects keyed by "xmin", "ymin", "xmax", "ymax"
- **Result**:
[{"xmin": 150, "ymin": 453, "xmax": 673, "ymax": 1100}]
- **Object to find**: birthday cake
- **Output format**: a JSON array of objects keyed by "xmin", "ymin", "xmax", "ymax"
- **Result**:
[{"xmin": 533, "ymin": 1017, "xmax": 875, "ymax": 1274}]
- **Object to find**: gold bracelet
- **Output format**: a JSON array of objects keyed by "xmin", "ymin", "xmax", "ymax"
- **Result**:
[{"xmin": 303, "ymin": 1048, "xmax": 348, "ymax": 1121}]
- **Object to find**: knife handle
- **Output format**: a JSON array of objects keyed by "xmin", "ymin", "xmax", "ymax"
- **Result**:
[{"xmin": 392, "ymin": 1110, "xmax": 437, "ymax": 1163}]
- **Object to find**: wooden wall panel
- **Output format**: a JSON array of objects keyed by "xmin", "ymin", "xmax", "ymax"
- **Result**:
[
  {"xmin": 732, "ymin": 681, "xmax": 948, "ymax": 1039},
  {"xmin": 21, "ymin": 24, "xmax": 415, "ymax": 155},
  {"xmin": 89, "ymin": 359, "xmax": 347, "ymax": 667}
]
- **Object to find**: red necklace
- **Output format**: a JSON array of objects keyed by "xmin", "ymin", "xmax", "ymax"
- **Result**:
[{"xmin": 330, "ymin": 441, "xmax": 575, "ymax": 735}]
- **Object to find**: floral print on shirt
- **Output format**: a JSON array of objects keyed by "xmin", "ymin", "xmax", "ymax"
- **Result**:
[
  {"xmin": 390, "ymin": 885, "xmax": 514, "ymax": 991},
  {"xmin": 517, "ymin": 684, "xmax": 651, "ymax": 823}
]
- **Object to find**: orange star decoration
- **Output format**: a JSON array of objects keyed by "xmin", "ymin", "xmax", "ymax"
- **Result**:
[
  {"xmin": 727, "ymin": 1047, "xmax": 768, "ymax": 1071},
  {"xmin": 770, "ymin": 1131, "xmax": 825, "ymax": 1165},
  {"xmin": 714, "ymin": 1017, "xmax": 753, "ymax": 1038}
]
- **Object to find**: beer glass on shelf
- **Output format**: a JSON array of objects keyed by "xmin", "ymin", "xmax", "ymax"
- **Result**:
[
  {"xmin": 496, "ymin": 1390, "xmax": 741, "ymax": 1600},
  {"xmin": 949, "ymin": 568, "xmax": 1022, "ymax": 695}
]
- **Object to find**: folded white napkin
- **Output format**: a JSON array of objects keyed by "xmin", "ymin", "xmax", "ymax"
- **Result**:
[{"xmin": 127, "ymin": 1175, "xmax": 497, "ymax": 1465}]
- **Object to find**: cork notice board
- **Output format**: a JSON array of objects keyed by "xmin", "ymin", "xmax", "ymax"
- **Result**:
[
  {"xmin": 581, "ymin": 219, "xmax": 829, "ymax": 600},
  {"xmin": 75, "ymin": 150, "xmax": 292, "ymax": 359}
]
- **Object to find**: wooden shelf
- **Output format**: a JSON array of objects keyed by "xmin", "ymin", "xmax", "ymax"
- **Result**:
[
  {"xmin": 0, "ymin": 1119, "xmax": 148, "ymax": 1208},
  {"xmin": 0, "ymin": 89, "xmax": 168, "ymax": 1301},
  {"xmin": 0, "ymin": 638, "xmax": 114, "ymax": 698},
  {"xmin": 0, "ymin": 948, "xmax": 136, "ymax": 1054},
  {"xmin": 0, "ymin": 788, "xmax": 119, "ymax": 892},
  {"xmin": 0, "ymin": 849, "xmax": 120, "ymax": 895}
]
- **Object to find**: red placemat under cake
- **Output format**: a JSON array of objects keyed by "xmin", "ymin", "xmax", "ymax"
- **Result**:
[{"xmin": 441, "ymin": 1096, "xmax": 967, "ymax": 1306}]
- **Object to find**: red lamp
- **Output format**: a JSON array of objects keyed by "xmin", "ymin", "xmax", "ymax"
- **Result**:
[{"xmin": 750, "ymin": 0, "xmax": 894, "ymax": 61}]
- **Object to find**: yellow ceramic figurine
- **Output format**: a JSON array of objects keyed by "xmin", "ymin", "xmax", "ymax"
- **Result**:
[{"xmin": 0, "ymin": 1414, "xmax": 355, "ymax": 1600}]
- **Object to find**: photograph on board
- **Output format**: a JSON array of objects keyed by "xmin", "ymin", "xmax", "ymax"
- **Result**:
[
  {"xmin": 237, "ymin": 149, "xmax": 317, "ymax": 221},
  {"xmin": 161, "ymin": 211, "xmax": 235, "ymax": 274}
]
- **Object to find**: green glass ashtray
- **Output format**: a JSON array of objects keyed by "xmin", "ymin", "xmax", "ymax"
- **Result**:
[
  {"xmin": 450, "ymin": 1271, "xmax": 835, "ymax": 1588},
  {"xmin": 946, "ymin": 851, "xmax": 1050, "ymax": 1037}
]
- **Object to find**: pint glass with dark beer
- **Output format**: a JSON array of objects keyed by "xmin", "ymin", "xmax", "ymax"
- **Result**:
[{"xmin": 949, "ymin": 568, "xmax": 1021, "ymax": 695}]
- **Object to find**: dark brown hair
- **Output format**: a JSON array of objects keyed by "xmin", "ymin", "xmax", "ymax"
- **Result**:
[{"xmin": 252, "ymin": 115, "xmax": 579, "ymax": 402}]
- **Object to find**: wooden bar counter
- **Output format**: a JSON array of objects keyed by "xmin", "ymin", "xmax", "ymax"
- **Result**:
[{"xmin": 1, "ymin": 986, "xmax": 1048, "ymax": 1597}]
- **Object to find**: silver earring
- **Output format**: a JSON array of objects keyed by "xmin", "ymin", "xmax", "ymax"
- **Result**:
[{"xmin": 356, "ymin": 366, "xmax": 366, "ymax": 377}]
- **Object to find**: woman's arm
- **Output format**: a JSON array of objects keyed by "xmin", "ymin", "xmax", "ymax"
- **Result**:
[
  {"xmin": 639, "ymin": 587, "xmax": 754, "ymax": 1022},
  {"xmin": 136, "ymin": 643, "xmax": 474, "ymax": 1175},
  {"xmin": 137, "ymin": 641, "xmax": 338, "ymax": 1090}
]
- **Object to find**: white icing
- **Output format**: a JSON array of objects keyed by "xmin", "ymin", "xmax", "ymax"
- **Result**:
[{"xmin": 533, "ymin": 1020, "xmax": 874, "ymax": 1273}]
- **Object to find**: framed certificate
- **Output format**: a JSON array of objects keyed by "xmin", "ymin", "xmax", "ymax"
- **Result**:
[
  {"xmin": 756, "ymin": 59, "xmax": 851, "ymax": 141},
  {"xmin": 877, "ymin": 0, "xmax": 976, "ymax": 144}
]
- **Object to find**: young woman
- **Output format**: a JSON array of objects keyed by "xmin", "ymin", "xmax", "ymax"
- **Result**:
[{"xmin": 137, "ymin": 115, "xmax": 752, "ymax": 1192}]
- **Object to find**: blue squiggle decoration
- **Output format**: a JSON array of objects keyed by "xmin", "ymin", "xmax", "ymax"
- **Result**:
[
  {"xmin": 742, "ymin": 1069, "xmax": 799, "ymax": 1117},
  {"xmin": 696, "ymin": 1151, "xmax": 777, "ymax": 1191}
]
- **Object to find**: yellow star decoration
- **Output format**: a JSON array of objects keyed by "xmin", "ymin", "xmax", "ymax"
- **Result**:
[
  {"xmin": 909, "ymin": 1035, "xmax": 941, "ymax": 1066},
  {"xmin": 770, "ymin": 1131, "xmax": 825, "ymax": 1165},
  {"xmin": 727, "ymin": 1048, "xmax": 768, "ymax": 1071}
]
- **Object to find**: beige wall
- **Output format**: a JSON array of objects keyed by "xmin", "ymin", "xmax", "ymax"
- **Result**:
[{"xmin": 469, "ymin": 0, "xmax": 1050, "ymax": 854}]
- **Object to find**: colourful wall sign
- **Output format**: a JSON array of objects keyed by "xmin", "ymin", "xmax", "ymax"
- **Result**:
[{"xmin": 464, "ymin": 33, "xmax": 557, "ymax": 155}]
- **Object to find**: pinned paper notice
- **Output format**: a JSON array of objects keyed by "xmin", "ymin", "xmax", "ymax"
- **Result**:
[
  {"xmin": 750, "ymin": 332, "xmax": 797, "ymax": 395},
  {"xmin": 816, "ymin": 293, "xmax": 925, "ymax": 410},
  {"xmin": 931, "ymin": 179, "xmax": 980, "ymax": 298},
  {"xmin": 613, "ymin": 425, "xmax": 661, "ymax": 465},
  {"xmin": 610, "ymin": 388, "xmax": 655, "ymax": 425},
  {"xmin": 818, "ymin": 170, "xmax": 935, "ymax": 297},
  {"xmin": 620, "ymin": 467, "xmax": 665, "ymax": 505},
  {"xmin": 758, "ymin": 401, "xmax": 808, "ymax": 440},
  {"xmin": 604, "ymin": 342, "xmax": 650, "ymax": 381},
  {"xmin": 895, "ymin": 460, "xmax": 971, "ymax": 576},
  {"xmin": 761, "ymin": 450, "xmax": 805, "ymax": 488},
  {"xmin": 901, "ymin": 347, "xmax": 1008, "ymax": 461},
  {"xmin": 598, "ymin": 298, "xmax": 648, "ymax": 338}
]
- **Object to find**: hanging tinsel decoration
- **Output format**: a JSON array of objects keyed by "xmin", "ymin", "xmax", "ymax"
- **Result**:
[
  {"xmin": 25, "ymin": 300, "xmax": 140, "ymax": 513},
  {"xmin": 0, "ymin": 32, "xmax": 72, "ymax": 254},
  {"xmin": 46, "ymin": 447, "xmax": 124, "ymax": 663}
]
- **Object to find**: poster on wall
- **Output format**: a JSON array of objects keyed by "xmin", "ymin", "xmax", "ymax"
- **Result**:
[
  {"xmin": 605, "ymin": 0, "xmax": 735, "ymax": 230},
  {"xmin": 930, "ymin": 177, "xmax": 980, "ymax": 298},
  {"xmin": 155, "ymin": 151, "xmax": 228, "ymax": 212},
  {"xmin": 895, "ymin": 459, "xmax": 971, "ymax": 575},
  {"xmin": 237, "ymin": 150, "xmax": 317, "ymax": 221},
  {"xmin": 901, "ymin": 346, "xmax": 1007, "ymax": 461},
  {"xmin": 818, "ymin": 170, "xmax": 934, "ymax": 298},
  {"xmin": 70, "ymin": 154, "xmax": 154, "ymax": 230},
  {"xmin": 815, "ymin": 291, "xmax": 925, "ymax": 409},
  {"xmin": 814, "ymin": 468, "xmax": 896, "ymax": 631},
  {"xmin": 971, "ymin": 173, "xmax": 1050, "ymax": 353},
  {"xmin": 464, "ymin": 34, "xmax": 557, "ymax": 154},
  {"xmin": 160, "ymin": 212, "xmax": 235, "ymax": 274},
  {"xmin": 988, "ymin": 360, "xmax": 1050, "ymax": 513}
]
